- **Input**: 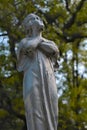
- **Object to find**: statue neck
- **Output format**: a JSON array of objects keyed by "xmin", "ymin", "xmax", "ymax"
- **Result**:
[
  {"xmin": 27, "ymin": 30, "xmax": 42, "ymax": 39},
  {"xmin": 27, "ymin": 27, "xmax": 42, "ymax": 38},
  {"xmin": 32, "ymin": 27, "xmax": 42, "ymax": 37}
]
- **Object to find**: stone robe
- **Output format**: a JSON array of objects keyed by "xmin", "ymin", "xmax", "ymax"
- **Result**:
[{"xmin": 17, "ymin": 39, "xmax": 58, "ymax": 130}]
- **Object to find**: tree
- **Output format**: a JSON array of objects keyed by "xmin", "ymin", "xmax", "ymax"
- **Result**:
[{"xmin": 0, "ymin": 0, "xmax": 87, "ymax": 129}]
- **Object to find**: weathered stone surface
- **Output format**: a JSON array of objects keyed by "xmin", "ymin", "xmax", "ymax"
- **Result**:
[{"xmin": 17, "ymin": 13, "xmax": 58, "ymax": 130}]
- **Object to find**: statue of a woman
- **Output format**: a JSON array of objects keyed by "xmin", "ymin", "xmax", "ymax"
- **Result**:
[{"xmin": 17, "ymin": 13, "xmax": 58, "ymax": 130}]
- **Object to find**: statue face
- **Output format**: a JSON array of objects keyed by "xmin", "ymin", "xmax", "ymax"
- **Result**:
[
  {"xmin": 29, "ymin": 14, "xmax": 44, "ymax": 30},
  {"xmin": 23, "ymin": 14, "xmax": 44, "ymax": 31}
]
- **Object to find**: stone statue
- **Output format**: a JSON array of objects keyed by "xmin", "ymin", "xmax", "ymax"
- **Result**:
[{"xmin": 17, "ymin": 13, "xmax": 58, "ymax": 130}]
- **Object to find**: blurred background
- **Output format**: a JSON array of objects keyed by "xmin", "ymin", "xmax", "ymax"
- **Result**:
[{"xmin": 0, "ymin": 0, "xmax": 87, "ymax": 130}]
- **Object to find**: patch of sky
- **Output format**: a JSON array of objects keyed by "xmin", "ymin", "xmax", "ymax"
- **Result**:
[
  {"xmin": 55, "ymin": 70, "xmax": 67, "ymax": 97},
  {"xmin": 0, "ymin": 31, "xmax": 9, "ymax": 56},
  {"xmin": 66, "ymin": 50, "xmax": 73, "ymax": 60},
  {"xmin": 35, "ymin": 3, "xmax": 49, "ymax": 13},
  {"xmin": 78, "ymin": 63, "xmax": 85, "ymax": 75},
  {"xmin": 80, "ymin": 40, "xmax": 87, "ymax": 50},
  {"xmin": 1, "ymin": 66, "xmax": 11, "ymax": 77}
]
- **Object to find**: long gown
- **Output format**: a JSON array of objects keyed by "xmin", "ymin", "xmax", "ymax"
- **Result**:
[{"xmin": 17, "ymin": 39, "xmax": 58, "ymax": 130}]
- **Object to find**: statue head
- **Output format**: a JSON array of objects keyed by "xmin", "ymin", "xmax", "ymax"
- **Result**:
[{"xmin": 22, "ymin": 13, "xmax": 44, "ymax": 36}]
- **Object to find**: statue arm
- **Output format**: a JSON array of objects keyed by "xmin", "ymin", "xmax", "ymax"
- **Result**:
[
  {"xmin": 16, "ymin": 39, "xmax": 37, "ymax": 72},
  {"xmin": 39, "ymin": 40, "xmax": 59, "ymax": 58},
  {"xmin": 17, "ymin": 39, "xmax": 32, "ymax": 60},
  {"xmin": 38, "ymin": 40, "xmax": 59, "ymax": 70},
  {"xmin": 16, "ymin": 41, "xmax": 27, "ymax": 72}
]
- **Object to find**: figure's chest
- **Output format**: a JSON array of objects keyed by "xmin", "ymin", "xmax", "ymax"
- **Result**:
[{"xmin": 22, "ymin": 39, "xmax": 34, "ymax": 48}]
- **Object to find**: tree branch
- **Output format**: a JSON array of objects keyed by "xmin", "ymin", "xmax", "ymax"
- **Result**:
[
  {"xmin": 76, "ymin": 20, "xmax": 87, "ymax": 26},
  {"xmin": 64, "ymin": 0, "xmax": 71, "ymax": 13},
  {"xmin": 0, "ymin": 33, "xmax": 8, "ymax": 37},
  {"xmin": 55, "ymin": 30, "xmax": 87, "ymax": 42},
  {"xmin": 63, "ymin": 0, "xmax": 86, "ymax": 29},
  {"xmin": 65, "ymin": 33, "xmax": 87, "ymax": 42}
]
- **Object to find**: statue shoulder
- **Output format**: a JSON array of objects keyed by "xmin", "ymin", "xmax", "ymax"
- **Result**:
[
  {"xmin": 18, "ymin": 38, "xmax": 28, "ymax": 49},
  {"xmin": 41, "ymin": 38, "xmax": 56, "ymax": 45},
  {"xmin": 19, "ymin": 38, "xmax": 27, "ymax": 45}
]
